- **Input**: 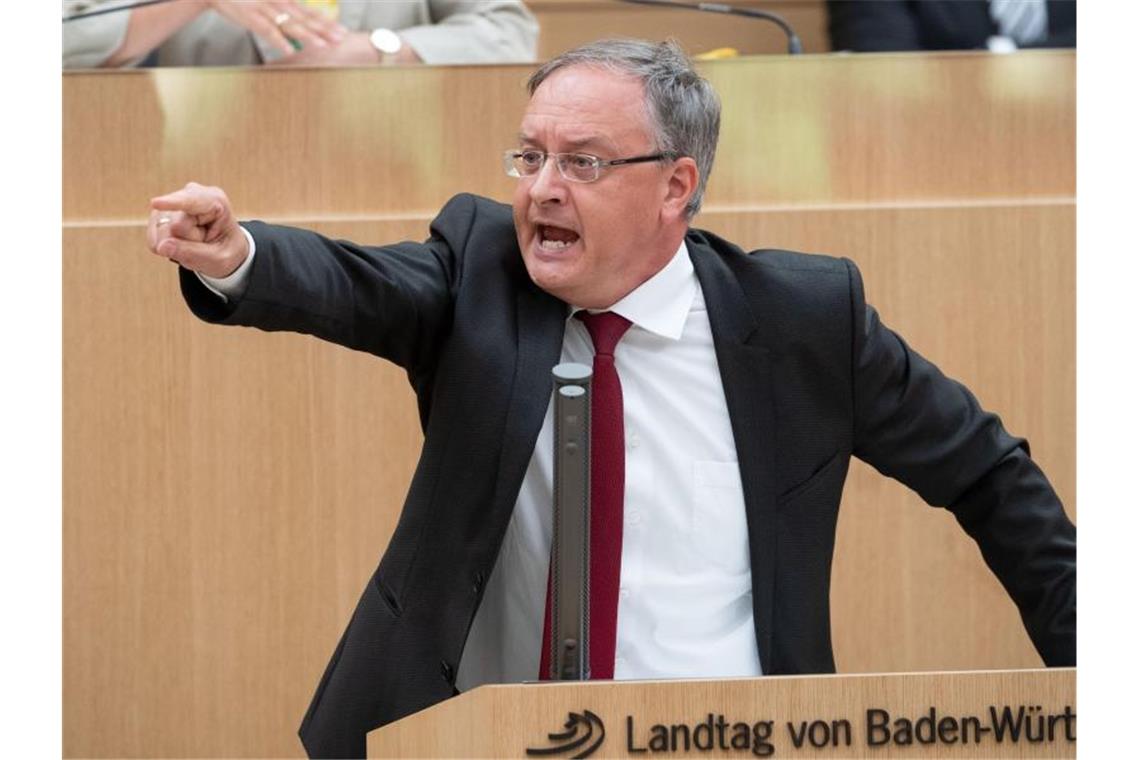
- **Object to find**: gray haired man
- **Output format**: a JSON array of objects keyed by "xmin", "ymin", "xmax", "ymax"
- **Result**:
[{"xmin": 148, "ymin": 39, "xmax": 1075, "ymax": 758}]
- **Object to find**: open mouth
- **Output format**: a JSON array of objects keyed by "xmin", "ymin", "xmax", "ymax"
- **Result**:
[{"xmin": 539, "ymin": 224, "xmax": 580, "ymax": 250}]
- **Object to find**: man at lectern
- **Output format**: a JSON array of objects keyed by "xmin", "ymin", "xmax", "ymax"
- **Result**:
[{"xmin": 146, "ymin": 38, "xmax": 1075, "ymax": 759}]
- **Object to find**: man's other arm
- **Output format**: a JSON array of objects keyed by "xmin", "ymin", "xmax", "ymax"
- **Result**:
[{"xmin": 844, "ymin": 259, "xmax": 1076, "ymax": 666}]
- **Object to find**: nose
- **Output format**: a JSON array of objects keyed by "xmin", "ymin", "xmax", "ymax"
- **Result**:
[{"xmin": 527, "ymin": 154, "xmax": 567, "ymax": 206}]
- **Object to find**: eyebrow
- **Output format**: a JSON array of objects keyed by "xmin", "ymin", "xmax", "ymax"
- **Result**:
[{"xmin": 516, "ymin": 133, "xmax": 619, "ymax": 154}]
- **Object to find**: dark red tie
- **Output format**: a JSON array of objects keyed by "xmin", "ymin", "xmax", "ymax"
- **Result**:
[{"xmin": 540, "ymin": 311, "xmax": 633, "ymax": 680}]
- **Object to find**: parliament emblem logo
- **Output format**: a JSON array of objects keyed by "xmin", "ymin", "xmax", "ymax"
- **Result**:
[{"xmin": 525, "ymin": 709, "xmax": 606, "ymax": 758}]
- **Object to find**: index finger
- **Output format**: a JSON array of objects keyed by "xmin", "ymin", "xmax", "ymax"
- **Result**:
[{"xmin": 150, "ymin": 188, "xmax": 225, "ymax": 218}]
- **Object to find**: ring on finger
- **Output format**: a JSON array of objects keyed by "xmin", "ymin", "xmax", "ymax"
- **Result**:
[{"xmin": 274, "ymin": 12, "xmax": 291, "ymax": 26}]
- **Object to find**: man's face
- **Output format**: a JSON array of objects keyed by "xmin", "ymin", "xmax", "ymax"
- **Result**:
[{"xmin": 513, "ymin": 66, "xmax": 685, "ymax": 309}]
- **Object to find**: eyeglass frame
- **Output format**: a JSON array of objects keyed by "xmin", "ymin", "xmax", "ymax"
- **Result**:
[{"xmin": 503, "ymin": 148, "xmax": 677, "ymax": 183}]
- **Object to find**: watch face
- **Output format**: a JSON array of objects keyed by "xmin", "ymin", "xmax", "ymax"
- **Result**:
[{"xmin": 370, "ymin": 28, "xmax": 402, "ymax": 55}]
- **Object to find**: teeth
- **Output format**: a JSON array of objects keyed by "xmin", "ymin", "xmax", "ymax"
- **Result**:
[{"xmin": 540, "ymin": 238, "xmax": 573, "ymax": 250}]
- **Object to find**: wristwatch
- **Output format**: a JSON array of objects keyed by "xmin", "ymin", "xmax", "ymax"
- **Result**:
[{"xmin": 368, "ymin": 28, "xmax": 403, "ymax": 63}]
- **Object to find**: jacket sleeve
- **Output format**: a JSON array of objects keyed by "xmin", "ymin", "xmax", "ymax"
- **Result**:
[
  {"xmin": 179, "ymin": 193, "xmax": 482, "ymax": 377},
  {"xmin": 63, "ymin": 0, "xmax": 132, "ymax": 68},
  {"xmin": 398, "ymin": 0, "xmax": 538, "ymax": 63},
  {"xmin": 846, "ymin": 259, "xmax": 1076, "ymax": 666}
]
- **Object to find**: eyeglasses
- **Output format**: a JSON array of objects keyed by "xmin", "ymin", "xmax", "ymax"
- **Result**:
[{"xmin": 503, "ymin": 149, "xmax": 675, "ymax": 183}]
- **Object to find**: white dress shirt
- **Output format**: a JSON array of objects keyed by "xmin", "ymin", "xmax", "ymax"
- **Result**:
[
  {"xmin": 456, "ymin": 241, "xmax": 760, "ymax": 689},
  {"xmin": 203, "ymin": 234, "xmax": 761, "ymax": 687}
]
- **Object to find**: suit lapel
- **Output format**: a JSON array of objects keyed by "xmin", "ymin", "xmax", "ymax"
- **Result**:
[
  {"xmin": 488, "ymin": 278, "xmax": 566, "ymax": 531},
  {"xmin": 690, "ymin": 237, "xmax": 780, "ymax": 674}
]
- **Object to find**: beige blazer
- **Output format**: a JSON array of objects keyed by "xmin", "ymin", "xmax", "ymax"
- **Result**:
[{"xmin": 63, "ymin": 0, "xmax": 538, "ymax": 68}]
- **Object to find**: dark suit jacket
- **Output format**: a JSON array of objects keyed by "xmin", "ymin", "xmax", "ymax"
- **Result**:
[
  {"xmin": 181, "ymin": 193, "xmax": 1076, "ymax": 758},
  {"xmin": 827, "ymin": 0, "xmax": 1077, "ymax": 52}
]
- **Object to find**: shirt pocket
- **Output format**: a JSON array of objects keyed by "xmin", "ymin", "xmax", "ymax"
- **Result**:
[{"xmin": 690, "ymin": 460, "xmax": 751, "ymax": 574}]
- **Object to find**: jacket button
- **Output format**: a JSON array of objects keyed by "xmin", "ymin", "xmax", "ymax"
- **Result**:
[
  {"xmin": 473, "ymin": 570, "xmax": 485, "ymax": 593},
  {"xmin": 440, "ymin": 660, "xmax": 454, "ymax": 683}
]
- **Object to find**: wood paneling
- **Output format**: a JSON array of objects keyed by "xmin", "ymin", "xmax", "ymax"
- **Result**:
[
  {"xmin": 63, "ymin": 53, "xmax": 1075, "ymax": 757},
  {"xmin": 63, "ymin": 201, "xmax": 1073, "ymax": 757},
  {"xmin": 63, "ymin": 222, "xmax": 425, "ymax": 757},
  {"xmin": 63, "ymin": 52, "xmax": 1074, "ymax": 222}
]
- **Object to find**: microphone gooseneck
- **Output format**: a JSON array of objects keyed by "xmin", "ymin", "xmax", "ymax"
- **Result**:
[
  {"xmin": 617, "ymin": 0, "xmax": 803, "ymax": 54},
  {"xmin": 63, "ymin": 0, "xmax": 177, "ymax": 24}
]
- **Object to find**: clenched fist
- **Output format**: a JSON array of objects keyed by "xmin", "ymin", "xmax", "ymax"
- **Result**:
[{"xmin": 148, "ymin": 182, "xmax": 249, "ymax": 279}]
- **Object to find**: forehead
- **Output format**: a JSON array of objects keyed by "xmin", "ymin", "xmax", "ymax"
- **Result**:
[{"xmin": 520, "ymin": 65, "xmax": 653, "ymax": 152}]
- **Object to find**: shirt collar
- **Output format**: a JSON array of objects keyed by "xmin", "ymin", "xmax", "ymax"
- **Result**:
[{"xmin": 569, "ymin": 241, "xmax": 695, "ymax": 341}]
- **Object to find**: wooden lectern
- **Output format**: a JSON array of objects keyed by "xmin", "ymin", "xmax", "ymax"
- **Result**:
[{"xmin": 369, "ymin": 668, "xmax": 1075, "ymax": 758}]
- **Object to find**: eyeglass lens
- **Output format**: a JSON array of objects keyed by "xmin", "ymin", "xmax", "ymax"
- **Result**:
[{"xmin": 507, "ymin": 151, "xmax": 599, "ymax": 182}]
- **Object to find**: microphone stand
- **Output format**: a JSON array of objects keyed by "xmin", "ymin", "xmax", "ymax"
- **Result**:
[
  {"xmin": 617, "ymin": 0, "xmax": 804, "ymax": 54},
  {"xmin": 549, "ymin": 363, "xmax": 593, "ymax": 680},
  {"xmin": 63, "ymin": 0, "xmax": 176, "ymax": 23}
]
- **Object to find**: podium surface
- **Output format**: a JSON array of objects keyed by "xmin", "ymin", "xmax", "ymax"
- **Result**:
[{"xmin": 369, "ymin": 669, "xmax": 1075, "ymax": 758}]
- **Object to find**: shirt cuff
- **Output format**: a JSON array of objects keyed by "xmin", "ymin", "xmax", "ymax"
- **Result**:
[
  {"xmin": 986, "ymin": 35, "xmax": 1019, "ymax": 53},
  {"xmin": 196, "ymin": 226, "xmax": 256, "ymax": 302}
]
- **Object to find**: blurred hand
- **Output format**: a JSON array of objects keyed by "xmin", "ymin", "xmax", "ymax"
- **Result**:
[
  {"xmin": 271, "ymin": 30, "xmax": 381, "ymax": 66},
  {"xmin": 272, "ymin": 30, "xmax": 425, "ymax": 67},
  {"xmin": 207, "ymin": 0, "xmax": 347, "ymax": 57},
  {"xmin": 148, "ymin": 183, "xmax": 249, "ymax": 279}
]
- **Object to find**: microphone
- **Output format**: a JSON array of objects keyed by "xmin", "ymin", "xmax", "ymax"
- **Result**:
[
  {"xmin": 616, "ymin": 0, "xmax": 803, "ymax": 55},
  {"xmin": 550, "ymin": 362, "xmax": 593, "ymax": 681},
  {"xmin": 63, "ymin": 0, "xmax": 176, "ymax": 23}
]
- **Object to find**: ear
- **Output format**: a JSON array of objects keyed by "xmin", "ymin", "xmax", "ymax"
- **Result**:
[{"xmin": 661, "ymin": 157, "xmax": 699, "ymax": 221}]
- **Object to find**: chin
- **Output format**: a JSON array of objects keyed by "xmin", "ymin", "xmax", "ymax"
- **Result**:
[
  {"xmin": 524, "ymin": 258, "xmax": 577, "ymax": 302},
  {"xmin": 520, "ymin": 237, "xmax": 578, "ymax": 294}
]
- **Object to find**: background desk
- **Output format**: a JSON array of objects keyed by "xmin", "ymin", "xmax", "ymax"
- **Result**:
[
  {"xmin": 529, "ymin": 0, "xmax": 831, "ymax": 58},
  {"xmin": 63, "ymin": 51, "xmax": 1074, "ymax": 757}
]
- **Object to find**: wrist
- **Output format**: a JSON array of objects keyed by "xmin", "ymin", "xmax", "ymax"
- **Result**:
[{"xmin": 226, "ymin": 229, "xmax": 252, "ymax": 277}]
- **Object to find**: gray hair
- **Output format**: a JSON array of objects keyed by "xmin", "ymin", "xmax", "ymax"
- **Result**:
[{"xmin": 527, "ymin": 39, "xmax": 721, "ymax": 219}]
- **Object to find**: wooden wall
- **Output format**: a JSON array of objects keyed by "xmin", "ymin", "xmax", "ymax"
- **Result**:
[{"xmin": 63, "ymin": 51, "xmax": 1075, "ymax": 757}]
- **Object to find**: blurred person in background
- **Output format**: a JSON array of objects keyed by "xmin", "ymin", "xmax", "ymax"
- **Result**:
[
  {"xmin": 827, "ymin": 0, "xmax": 1076, "ymax": 53},
  {"xmin": 63, "ymin": 0, "xmax": 538, "ymax": 68}
]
